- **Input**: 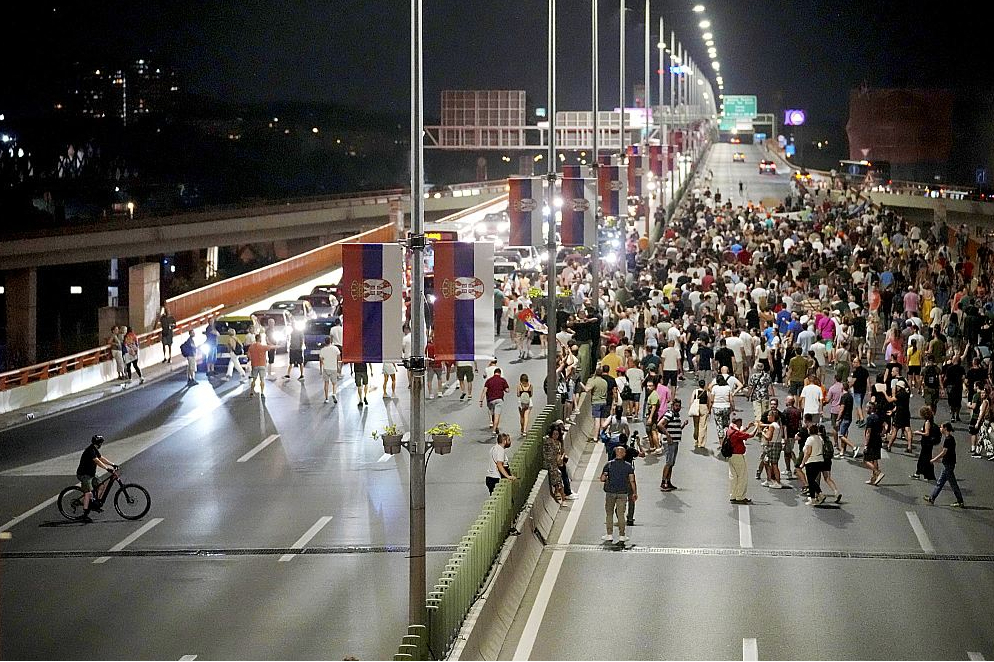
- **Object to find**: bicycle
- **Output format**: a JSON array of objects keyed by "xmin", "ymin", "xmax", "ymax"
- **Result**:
[{"xmin": 57, "ymin": 470, "xmax": 151, "ymax": 521}]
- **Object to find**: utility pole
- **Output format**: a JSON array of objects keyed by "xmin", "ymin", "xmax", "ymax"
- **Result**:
[
  {"xmin": 408, "ymin": 0, "xmax": 427, "ymax": 627},
  {"xmin": 590, "ymin": 0, "xmax": 600, "ymax": 313},
  {"xmin": 619, "ymin": 0, "xmax": 625, "ymax": 158}
]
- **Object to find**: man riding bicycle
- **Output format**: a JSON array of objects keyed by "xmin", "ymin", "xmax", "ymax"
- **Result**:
[{"xmin": 76, "ymin": 435, "xmax": 118, "ymax": 522}]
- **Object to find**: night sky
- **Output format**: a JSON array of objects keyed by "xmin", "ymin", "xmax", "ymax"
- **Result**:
[{"xmin": 2, "ymin": 1, "xmax": 989, "ymax": 134}]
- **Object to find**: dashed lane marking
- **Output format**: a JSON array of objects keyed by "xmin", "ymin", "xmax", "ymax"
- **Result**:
[
  {"xmin": 93, "ymin": 518, "xmax": 164, "ymax": 564},
  {"xmin": 278, "ymin": 516, "xmax": 333, "ymax": 562}
]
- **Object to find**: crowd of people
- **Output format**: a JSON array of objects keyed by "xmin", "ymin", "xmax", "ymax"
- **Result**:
[{"xmin": 501, "ymin": 166, "xmax": 994, "ymax": 540}]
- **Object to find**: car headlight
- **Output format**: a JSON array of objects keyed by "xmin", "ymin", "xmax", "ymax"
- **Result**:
[{"xmin": 273, "ymin": 331, "xmax": 286, "ymax": 343}]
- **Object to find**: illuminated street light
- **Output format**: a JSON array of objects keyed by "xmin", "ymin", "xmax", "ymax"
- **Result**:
[
  {"xmin": 702, "ymin": 32, "xmax": 713, "ymax": 40},
  {"xmin": 692, "ymin": 4, "xmax": 706, "ymax": 11},
  {"xmin": 712, "ymin": 61, "xmax": 720, "ymax": 70},
  {"xmin": 699, "ymin": 19, "xmax": 710, "ymax": 28}
]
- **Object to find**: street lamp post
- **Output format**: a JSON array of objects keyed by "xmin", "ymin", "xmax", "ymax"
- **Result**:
[
  {"xmin": 590, "ymin": 0, "xmax": 600, "ymax": 314},
  {"xmin": 546, "ymin": 0, "xmax": 559, "ymax": 401},
  {"xmin": 408, "ymin": 0, "xmax": 427, "ymax": 627},
  {"xmin": 619, "ymin": 0, "xmax": 625, "ymax": 158}
]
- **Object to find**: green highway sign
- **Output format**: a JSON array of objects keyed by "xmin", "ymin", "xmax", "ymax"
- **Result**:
[
  {"xmin": 719, "ymin": 117, "xmax": 737, "ymax": 131},
  {"xmin": 723, "ymin": 95, "xmax": 757, "ymax": 119}
]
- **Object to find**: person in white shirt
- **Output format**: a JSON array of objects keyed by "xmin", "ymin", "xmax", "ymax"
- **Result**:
[
  {"xmin": 401, "ymin": 325, "xmax": 412, "ymax": 388},
  {"xmin": 318, "ymin": 336, "xmax": 342, "ymax": 404},
  {"xmin": 485, "ymin": 433, "xmax": 516, "ymax": 494},
  {"xmin": 800, "ymin": 378, "xmax": 825, "ymax": 424}
]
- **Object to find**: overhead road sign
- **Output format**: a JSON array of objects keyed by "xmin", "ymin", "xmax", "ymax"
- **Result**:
[{"xmin": 722, "ymin": 95, "xmax": 757, "ymax": 119}]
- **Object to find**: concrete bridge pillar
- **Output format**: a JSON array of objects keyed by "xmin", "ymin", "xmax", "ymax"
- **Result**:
[
  {"xmin": 128, "ymin": 262, "xmax": 160, "ymax": 333},
  {"xmin": 4, "ymin": 267, "xmax": 38, "ymax": 366}
]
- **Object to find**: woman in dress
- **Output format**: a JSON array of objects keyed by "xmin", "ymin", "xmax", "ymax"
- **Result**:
[
  {"xmin": 122, "ymin": 326, "xmax": 144, "ymax": 384},
  {"xmin": 542, "ymin": 423, "xmax": 566, "ymax": 504},
  {"xmin": 911, "ymin": 405, "xmax": 939, "ymax": 481}
]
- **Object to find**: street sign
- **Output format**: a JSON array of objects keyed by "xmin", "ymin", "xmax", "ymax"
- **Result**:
[
  {"xmin": 723, "ymin": 95, "xmax": 757, "ymax": 119},
  {"xmin": 977, "ymin": 168, "xmax": 988, "ymax": 186},
  {"xmin": 719, "ymin": 117, "xmax": 736, "ymax": 131},
  {"xmin": 785, "ymin": 144, "xmax": 796, "ymax": 157},
  {"xmin": 755, "ymin": 133, "xmax": 767, "ymax": 141}
]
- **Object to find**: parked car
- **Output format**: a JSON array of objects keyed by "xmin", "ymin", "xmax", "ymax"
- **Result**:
[
  {"xmin": 251, "ymin": 309, "xmax": 294, "ymax": 352},
  {"xmin": 269, "ymin": 299, "xmax": 316, "ymax": 326},
  {"xmin": 303, "ymin": 318, "xmax": 341, "ymax": 363},
  {"xmin": 298, "ymin": 293, "xmax": 339, "ymax": 318}
]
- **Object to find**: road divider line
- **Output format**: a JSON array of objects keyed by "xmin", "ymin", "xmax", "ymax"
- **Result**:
[
  {"xmin": 93, "ymin": 517, "xmax": 164, "ymax": 564},
  {"xmin": 743, "ymin": 637, "xmax": 758, "ymax": 661},
  {"xmin": 0, "ymin": 495, "xmax": 58, "ymax": 534},
  {"xmin": 237, "ymin": 434, "xmax": 281, "ymax": 463},
  {"xmin": 906, "ymin": 511, "xmax": 935, "ymax": 553},
  {"xmin": 179, "ymin": 656, "xmax": 198, "ymax": 661},
  {"xmin": 738, "ymin": 505, "xmax": 753, "ymax": 549},
  {"xmin": 279, "ymin": 516, "xmax": 333, "ymax": 562},
  {"xmin": 967, "ymin": 652, "xmax": 984, "ymax": 660},
  {"xmin": 512, "ymin": 444, "xmax": 603, "ymax": 660}
]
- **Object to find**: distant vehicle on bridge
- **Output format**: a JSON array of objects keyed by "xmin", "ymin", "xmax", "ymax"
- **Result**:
[
  {"xmin": 732, "ymin": 152, "xmax": 746, "ymax": 162},
  {"xmin": 758, "ymin": 160, "xmax": 777, "ymax": 175},
  {"xmin": 838, "ymin": 159, "xmax": 891, "ymax": 187}
]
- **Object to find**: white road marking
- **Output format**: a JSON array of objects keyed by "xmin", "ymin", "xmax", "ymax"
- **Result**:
[
  {"xmin": 179, "ymin": 656, "xmax": 198, "ymax": 661},
  {"xmin": 512, "ymin": 445, "xmax": 603, "ymax": 660},
  {"xmin": 279, "ymin": 516, "xmax": 333, "ymax": 562},
  {"xmin": 236, "ymin": 434, "xmax": 281, "ymax": 463},
  {"xmin": 738, "ymin": 505, "xmax": 753, "ymax": 549},
  {"xmin": 967, "ymin": 653, "xmax": 984, "ymax": 660},
  {"xmin": 906, "ymin": 511, "xmax": 935, "ymax": 553},
  {"xmin": 743, "ymin": 637, "xmax": 758, "ymax": 661},
  {"xmin": 881, "ymin": 448, "xmax": 891, "ymax": 459},
  {"xmin": 0, "ymin": 495, "xmax": 58, "ymax": 534},
  {"xmin": 93, "ymin": 517, "xmax": 164, "ymax": 564}
]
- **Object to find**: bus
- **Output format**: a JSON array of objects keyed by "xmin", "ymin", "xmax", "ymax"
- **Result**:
[{"xmin": 838, "ymin": 160, "xmax": 891, "ymax": 187}]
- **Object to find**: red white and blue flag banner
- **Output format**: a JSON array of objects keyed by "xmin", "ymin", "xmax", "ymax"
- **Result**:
[
  {"xmin": 341, "ymin": 243, "xmax": 404, "ymax": 363},
  {"xmin": 649, "ymin": 145, "xmax": 665, "ymax": 178},
  {"xmin": 561, "ymin": 164, "xmax": 582, "ymax": 178},
  {"xmin": 598, "ymin": 165, "xmax": 623, "ymax": 217},
  {"xmin": 507, "ymin": 177, "xmax": 543, "ymax": 247},
  {"xmin": 559, "ymin": 177, "xmax": 597, "ymax": 247},
  {"xmin": 432, "ymin": 241, "xmax": 496, "ymax": 361},
  {"xmin": 628, "ymin": 155, "xmax": 648, "ymax": 198}
]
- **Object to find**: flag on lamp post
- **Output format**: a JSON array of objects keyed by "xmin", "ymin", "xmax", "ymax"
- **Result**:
[
  {"xmin": 598, "ymin": 165, "xmax": 623, "ymax": 217},
  {"xmin": 341, "ymin": 243, "xmax": 404, "ymax": 363},
  {"xmin": 649, "ymin": 145, "xmax": 664, "ymax": 178},
  {"xmin": 559, "ymin": 177, "xmax": 597, "ymax": 247},
  {"xmin": 432, "ymin": 241, "xmax": 496, "ymax": 361},
  {"xmin": 507, "ymin": 177, "xmax": 543, "ymax": 247},
  {"xmin": 628, "ymin": 155, "xmax": 648, "ymax": 198}
]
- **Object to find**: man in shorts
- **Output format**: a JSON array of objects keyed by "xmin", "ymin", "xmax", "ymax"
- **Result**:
[
  {"xmin": 456, "ymin": 360, "xmax": 475, "ymax": 401},
  {"xmin": 480, "ymin": 368, "xmax": 510, "ymax": 435},
  {"xmin": 353, "ymin": 361, "xmax": 370, "ymax": 407},
  {"xmin": 318, "ymin": 335, "xmax": 341, "ymax": 404},
  {"xmin": 247, "ymin": 333, "xmax": 278, "ymax": 398}
]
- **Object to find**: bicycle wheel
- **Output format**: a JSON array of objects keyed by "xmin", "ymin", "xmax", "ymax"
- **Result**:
[
  {"xmin": 57, "ymin": 486, "xmax": 88, "ymax": 521},
  {"xmin": 114, "ymin": 483, "xmax": 151, "ymax": 520}
]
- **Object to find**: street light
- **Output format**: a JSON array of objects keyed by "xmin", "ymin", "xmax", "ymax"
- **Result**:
[
  {"xmin": 699, "ymin": 19, "xmax": 710, "ymax": 28},
  {"xmin": 692, "ymin": 4, "xmax": 705, "ymax": 11}
]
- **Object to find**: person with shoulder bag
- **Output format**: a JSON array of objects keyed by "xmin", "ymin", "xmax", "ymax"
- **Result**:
[{"xmin": 689, "ymin": 379, "xmax": 711, "ymax": 449}]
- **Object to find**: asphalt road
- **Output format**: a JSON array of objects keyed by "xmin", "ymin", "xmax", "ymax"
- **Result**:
[
  {"xmin": 496, "ymin": 144, "xmax": 994, "ymax": 661},
  {"xmin": 0, "ymin": 317, "xmax": 548, "ymax": 660}
]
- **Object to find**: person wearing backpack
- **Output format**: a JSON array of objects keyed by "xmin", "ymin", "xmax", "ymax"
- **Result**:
[
  {"xmin": 221, "ymin": 328, "xmax": 248, "ymax": 383},
  {"xmin": 602, "ymin": 407, "xmax": 629, "ymax": 460},
  {"xmin": 180, "ymin": 331, "xmax": 198, "ymax": 386}
]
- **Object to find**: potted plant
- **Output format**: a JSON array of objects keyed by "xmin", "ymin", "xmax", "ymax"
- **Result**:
[
  {"xmin": 372, "ymin": 424, "xmax": 404, "ymax": 455},
  {"xmin": 426, "ymin": 422, "xmax": 462, "ymax": 455}
]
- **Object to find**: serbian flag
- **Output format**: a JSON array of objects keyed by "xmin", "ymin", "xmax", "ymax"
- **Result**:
[
  {"xmin": 561, "ymin": 164, "xmax": 582, "ymax": 178},
  {"xmin": 432, "ymin": 242, "xmax": 495, "ymax": 361},
  {"xmin": 649, "ymin": 145, "xmax": 664, "ymax": 178},
  {"xmin": 560, "ymin": 177, "xmax": 596, "ymax": 247},
  {"xmin": 628, "ymin": 155, "xmax": 648, "ymax": 198},
  {"xmin": 341, "ymin": 243, "xmax": 404, "ymax": 363},
  {"xmin": 598, "ymin": 165, "xmax": 623, "ymax": 217},
  {"xmin": 507, "ymin": 177, "xmax": 543, "ymax": 247}
]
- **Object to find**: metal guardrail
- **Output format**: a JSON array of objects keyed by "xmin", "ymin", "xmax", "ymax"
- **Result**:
[
  {"xmin": 393, "ymin": 403, "xmax": 560, "ymax": 660},
  {"xmin": 0, "ymin": 305, "xmax": 223, "ymax": 391}
]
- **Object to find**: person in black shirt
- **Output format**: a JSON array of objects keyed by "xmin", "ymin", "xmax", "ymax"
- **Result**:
[
  {"xmin": 911, "ymin": 405, "xmax": 939, "ymax": 481},
  {"xmin": 923, "ymin": 422, "xmax": 964, "ymax": 506},
  {"xmin": 851, "ymin": 358, "xmax": 870, "ymax": 426},
  {"xmin": 941, "ymin": 355, "xmax": 966, "ymax": 421},
  {"xmin": 921, "ymin": 356, "xmax": 941, "ymax": 412},
  {"xmin": 75, "ymin": 435, "xmax": 119, "ymax": 522},
  {"xmin": 715, "ymin": 338, "xmax": 735, "ymax": 374},
  {"xmin": 862, "ymin": 403, "xmax": 885, "ymax": 486}
]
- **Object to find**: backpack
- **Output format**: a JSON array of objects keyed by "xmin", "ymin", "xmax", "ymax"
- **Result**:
[
  {"xmin": 720, "ymin": 430, "xmax": 734, "ymax": 458},
  {"xmin": 180, "ymin": 339, "xmax": 196, "ymax": 358}
]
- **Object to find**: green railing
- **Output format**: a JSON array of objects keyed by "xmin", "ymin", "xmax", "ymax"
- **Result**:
[{"xmin": 393, "ymin": 404, "xmax": 561, "ymax": 661}]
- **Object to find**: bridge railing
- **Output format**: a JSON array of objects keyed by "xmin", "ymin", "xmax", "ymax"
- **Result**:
[{"xmin": 0, "ymin": 305, "xmax": 223, "ymax": 392}]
